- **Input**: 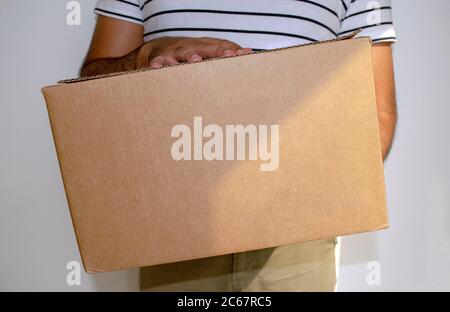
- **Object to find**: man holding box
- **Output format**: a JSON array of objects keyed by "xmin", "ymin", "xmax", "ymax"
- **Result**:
[{"xmin": 81, "ymin": 0, "xmax": 397, "ymax": 291}]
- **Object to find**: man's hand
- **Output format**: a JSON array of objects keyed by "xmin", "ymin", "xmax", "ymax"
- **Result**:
[
  {"xmin": 80, "ymin": 16, "xmax": 251, "ymax": 77},
  {"xmin": 136, "ymin": 37, "xmax": 252, "ymax": 69}
]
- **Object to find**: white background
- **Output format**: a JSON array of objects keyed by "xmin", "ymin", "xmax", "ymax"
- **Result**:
[{"xmin": 1, "ymin": 0, "xmax": 449, "ymax": 291}]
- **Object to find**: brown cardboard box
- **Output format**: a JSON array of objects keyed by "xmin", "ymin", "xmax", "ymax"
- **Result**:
[{"xmin": 42, "ymin": 36, "xmax": 388, "ymax": 273}]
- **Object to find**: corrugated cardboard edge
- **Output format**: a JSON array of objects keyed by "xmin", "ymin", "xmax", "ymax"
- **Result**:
[
  {"xmin": 364, "ymin": 37, "xmax": 391, "ymax": 230},
  {"xmin": 42, "ymin": 31, "xmax": 362, "ymax": 89},
  {"xmin": 41, "ymin": 91, "xmax": 92, "ymax": 273}
]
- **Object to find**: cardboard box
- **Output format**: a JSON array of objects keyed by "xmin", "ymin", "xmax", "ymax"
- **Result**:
[{"xmin": 42, "ymin": 36, "xmax": 388, "ymax": 273}]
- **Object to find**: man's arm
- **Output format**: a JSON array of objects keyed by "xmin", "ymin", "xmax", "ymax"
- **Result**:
[
  {"xmin": 372, "ymin": 43, "xmax": 397, "ymax": 160},
  {"xmin": 80, "ymin": 16, "xmax": 144, "ymax": 77},
  {"xmin": 81, "ymin": 16, "xmax": 251, "ymax": 77}
]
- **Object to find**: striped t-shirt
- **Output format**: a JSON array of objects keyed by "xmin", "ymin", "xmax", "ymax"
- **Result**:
[{"xmin": 94, "ymin": 0, "xmax": 396, "ymax": 50}]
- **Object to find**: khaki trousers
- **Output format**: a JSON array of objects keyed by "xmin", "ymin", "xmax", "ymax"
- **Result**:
[{"xmin": 140, "ymin": 238, "xmax": 337, "ymax": 292}]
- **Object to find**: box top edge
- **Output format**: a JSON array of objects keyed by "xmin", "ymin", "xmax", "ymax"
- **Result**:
[{"xmin": 43, "ymin": 32, "xmax": 368, "ymax": 90}]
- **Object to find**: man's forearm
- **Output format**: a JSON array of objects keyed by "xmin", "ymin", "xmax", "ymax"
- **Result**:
[
  {"xmin": 371, "ymin": 43, "xmax": 397, "ymax": 161},
  {"xmin": 80, "ymin": 48, "xmax": 141, "ymax": 77},
  {"xmin": 378, "ymin": 97, "xmax": 397, "ymax": 160}
]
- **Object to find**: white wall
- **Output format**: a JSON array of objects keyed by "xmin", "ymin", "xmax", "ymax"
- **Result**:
[
  {"xmin": 0, "ymin": 0, "xmax": 138, "ymax": 291},
  {"xmin": 0, "ymin": 0, "xmax": 449, "ymax": 291},
  {"xmin": 338, "ymin": 0, "xmax": 450, "ymax": 291}
]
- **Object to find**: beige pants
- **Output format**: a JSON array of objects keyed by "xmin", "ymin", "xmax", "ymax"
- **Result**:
[{"xmin": 140, "ymin": 238, "xmax": 337, "ymax": 292}]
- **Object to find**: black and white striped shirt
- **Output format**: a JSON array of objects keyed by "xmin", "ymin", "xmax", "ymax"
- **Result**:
[{"xmin": 94, "ymin": 0, "xmax": 396, "ymax": 50}]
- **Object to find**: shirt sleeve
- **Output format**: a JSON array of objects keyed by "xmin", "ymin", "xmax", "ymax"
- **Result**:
[
  {"xmin": 339, "ymin": 0, "xmax": 396, "ymax": 43},
  {"xmin": 94, "ymin": 0, "xmax": 143, "ymax": 25}
]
